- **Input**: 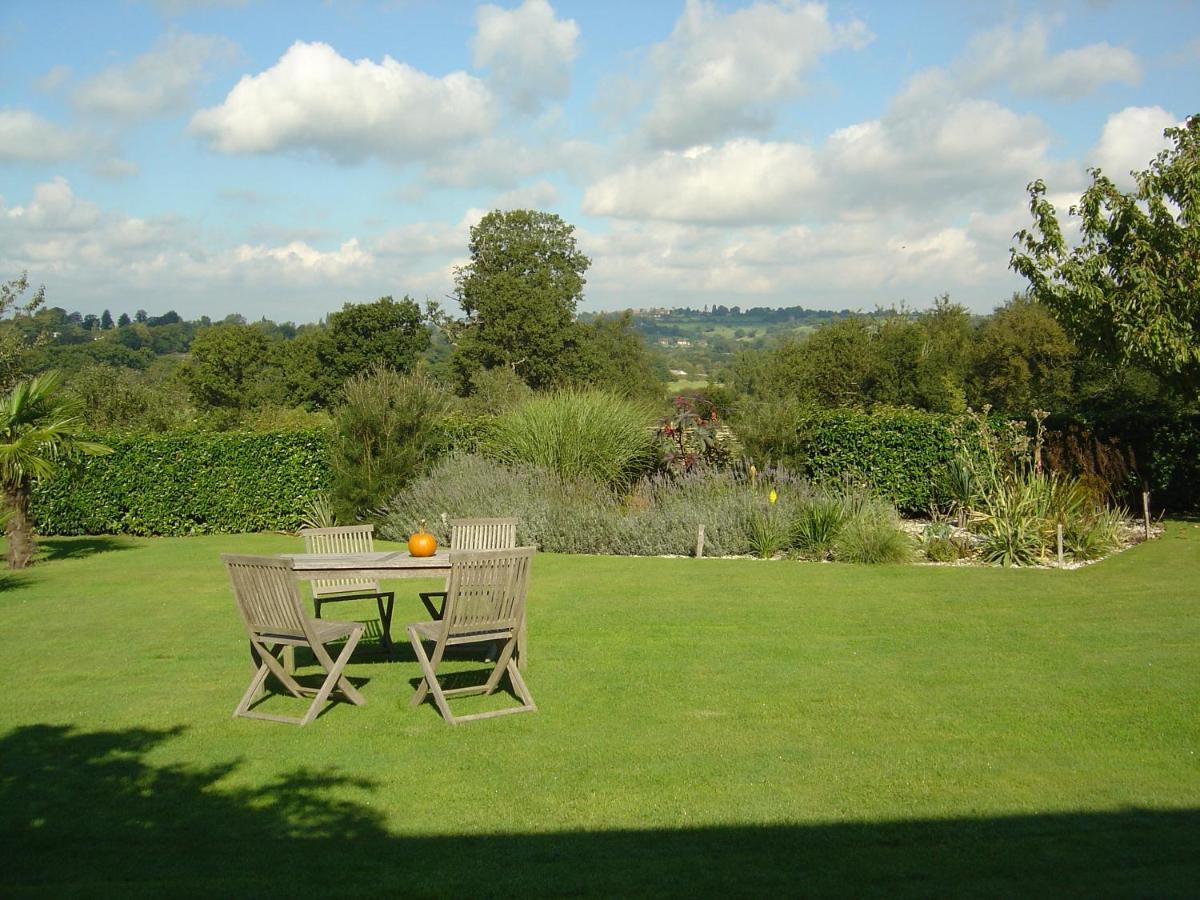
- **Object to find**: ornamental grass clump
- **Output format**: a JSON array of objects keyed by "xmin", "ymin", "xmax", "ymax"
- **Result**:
[
  {"xmin": 485, "ymin": 389, "xmax": 658, "ymax": 487},
  {"xmin": 790, "ymin": 493, "xmax": 846, "ymax": 560},
  {"xmin": 832, "ymin": 501, "xmax": 913, "ymax": 564}
]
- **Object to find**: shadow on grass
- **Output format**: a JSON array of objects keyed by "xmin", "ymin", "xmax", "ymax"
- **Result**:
[
  {"xmin": 38, "ymin": 535, "xmax": 137, "ymax": 563},
  {"xmin": 0, "ymin": 572, "xmax": 31, "ymax": 593},
  {"xmin": 1, "ymin": 724, "xmax": 1196, "ymax": 896}
]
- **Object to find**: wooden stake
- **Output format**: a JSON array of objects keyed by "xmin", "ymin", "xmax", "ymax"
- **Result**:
[
  {"xmin": 1143, "ymin": 490, "xmax": 1151, "ymax": 541},
  {"xmin": 695, "ymin": 524, "xmax": 706, "ymax": 559},
  {"xmin": 1056, "ymin": 523, "xmax": 1064, "ymax": 567}
]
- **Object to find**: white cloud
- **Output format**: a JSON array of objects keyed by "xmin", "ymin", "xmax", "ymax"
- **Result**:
[
  {"xmin": 584, "ymin": 70, "xmax": 1053, "ymax": 227},
  {"xmin": 494, "ymin": 180, "xmax": 560, "ymax": 210},
  {"xmin": 637, "ymin": 0, "xmax": 871, "ymax": 148},
  {"xmin": 960, "ymin": 18, "xmax": 1140, "ymax": 99},
  {"xmin": 473, "ymin": 0, "xmax": 579, "ymax": 114},
  {"xmin": 191, "ymin": 41, "xmax": 496, "ymax": 164},
  {"xmin": 92, "ymin": 157, "xmax": 141, "ymax": 179},
  {"xmin": 423, "ymin": 136, "xmax": 607, "ymax": 189},
  {"xmin": 579, "ymin": 214, "xmax": 1001, "ymax": 312},
  {"xmin": 34, "ymin": 65, "xmax": 72, "ymax": 93},
  {"xmin": 1089, "ymin": 106, "xmax": 1179, "ymax": 189},
  {"xmin": 0, "ymin": 109, "xmax": 86, "ymax": 162},
  {"xmin": 73, "ymin": 32, "xmax": 237, "ymax": 122},
  {"xmin": 230, "ymin": 239, "xmax": 373, "ymax": 278},
  {"xmin": 0, "ymin": 178, "xmax": 468, "ymax": 320},
  {"xmin": 584, "ymin": 140, "xmax": 821, "ymax": 224}
]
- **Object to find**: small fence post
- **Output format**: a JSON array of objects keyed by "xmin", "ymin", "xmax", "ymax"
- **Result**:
[
  {"xmin": 1056, "ymin": 523, "xmax": 1064, "ymax": 567},
  {"xmin": 1142, "ymin": 490, "xmax": 1151, "ymax": 541},
  {"xmin": 695, "ymin": 524, "xmax": 706, "ymax": 559}
]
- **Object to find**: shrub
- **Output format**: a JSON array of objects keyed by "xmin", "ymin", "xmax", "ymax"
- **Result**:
[
  {"xmin": 484, "ymin": 389, "xmax": 658, "ymax": 486},
  {"xmin": 974, "ymin": 476, "xmax": 1044, "ymax": 567},
  {"xmin": 789, "ymin": 494, "xmax": 845, "ymax": 559},
  {"xmin": 732, "ymin": 402, "xmax": 992, "ymax": 514},
  {"xmin": 1065, "ymin": 506, "xmax": 1126, "ymax": 561},
  {"xmin": 460, "ymin": 366, "xmax": 533, "ymax": 417},
  {"xmin": 745, "ymin": 510, "xmax": 790, "ymax": 559},
  {"xmin": 330, "ymin": 365, "xmax": 452, "ymax": 522},
  {"xmin": 833, "ymin": 504, "xmax": 913, "ymax": 564},
  {"xmin": 32, "ymin": 429, "xmax": 329, "ymax": 535},
  {"xmin": 918, "ymin": 521, "xmax": 971, "ymax": 562},
  {"xmin": 382, "ymin": 454, "xmax": 909, "ymax": 561}
]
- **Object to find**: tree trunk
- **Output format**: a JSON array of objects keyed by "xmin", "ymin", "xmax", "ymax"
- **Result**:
[{"xmin": 5, "ymin": 484, "xmax": 36, "ymax": 570}]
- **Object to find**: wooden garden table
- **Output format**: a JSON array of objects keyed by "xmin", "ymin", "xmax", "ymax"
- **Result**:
[{"xmin": 279, "ymin": 550, "xmax": 528, "ymax": 669}]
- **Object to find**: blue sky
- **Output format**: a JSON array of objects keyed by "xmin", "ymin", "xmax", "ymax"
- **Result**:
[{"xmin": 1, "ymin": 0, "xmax": 1196, "ymax": 324}]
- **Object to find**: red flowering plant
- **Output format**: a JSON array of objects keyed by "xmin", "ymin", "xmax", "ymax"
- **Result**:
[{"xmin": 657, "ymin": 396, "xmax": 726, "ymax": 473}]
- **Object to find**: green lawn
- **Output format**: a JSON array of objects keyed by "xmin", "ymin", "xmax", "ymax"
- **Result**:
[{"xmin": 2, "ymin": 526, "xmax": 1198, "ymax": 896}]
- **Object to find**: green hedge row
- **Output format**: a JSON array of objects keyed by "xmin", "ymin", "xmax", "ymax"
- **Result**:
[
  {"xmin": 786, "ymin": 408, "xmax": 961, "ymax": 513},
  {"xmin": 32, "ymin": 430, "xmax": 331, "ymax": 536},
  {"xmin": 733, "ymin": 404, "xmax": 1002, "ymax": 514}
]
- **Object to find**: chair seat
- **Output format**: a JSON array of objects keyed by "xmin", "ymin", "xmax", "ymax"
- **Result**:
[
  {"xmin": 409, "ymin": 620, "xmax": 514, "ymax": 644},
  {"xmin": 257, "ymin": 618, "xmax": 360, "ymax": 645}
]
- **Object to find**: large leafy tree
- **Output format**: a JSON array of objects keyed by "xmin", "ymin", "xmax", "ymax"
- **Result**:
[
  {"xmin": 183, "ymin": 323, "xmax": 272, "ymax": 410},
  {"xmin": 324, "ymin": 295, "xmax": 429, "ymax": 383},
  {"xmin": 1011, "ymin": 114, "xmax": 1200, "ymax": 392},
  {"xmin": 0, "ymin": 272, "xmax": 48, "ymax": 392},
  {"xmin": 0, "ymin": 371, "xmax": 110, "ymax": 569},
  {"xmin": 452, "ymin": 209, "xmax": 591, "ymax": 390},
  {"xmin": 967, "ymin": 295, "xmax": 1076, "ymax": 415}
]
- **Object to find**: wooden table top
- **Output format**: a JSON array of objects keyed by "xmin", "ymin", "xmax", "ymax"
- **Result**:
[{"xmin": 280, "ymin": 550, "xmax": 451, "ymax": 578}]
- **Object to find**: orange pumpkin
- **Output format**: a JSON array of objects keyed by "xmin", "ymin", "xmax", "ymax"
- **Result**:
[{"xmin": 408, "ymin": 520, "xmax": 437, "ymax": 557}]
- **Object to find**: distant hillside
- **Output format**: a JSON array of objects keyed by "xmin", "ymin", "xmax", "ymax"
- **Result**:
[{"xmin": 581, "ymin": 305, "xmax": 851, "ymax": 383}]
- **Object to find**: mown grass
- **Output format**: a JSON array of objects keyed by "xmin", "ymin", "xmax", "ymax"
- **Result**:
[{"xmin": 1, "ymin": 525, "xmax": 1198, "ymax": 896}]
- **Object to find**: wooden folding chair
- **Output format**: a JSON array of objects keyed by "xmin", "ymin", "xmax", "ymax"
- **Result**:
[
  {"xmin": 419, "ymin": 517, "xmax": 518, "ymax": 619},
  {"xmin": 301, "ymin": 525, "xmax": 395, "ymax": 654},
  {"xmin": 407, "ymin": 546, "xmax": 537, "ymax": 725},
  {"xmin": 224, "ymin": 554, "xmax": 366, "ymax": 726}
]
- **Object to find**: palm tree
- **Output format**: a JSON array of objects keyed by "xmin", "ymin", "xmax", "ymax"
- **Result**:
[{"xmin": 0, "ymin": 371, "xmax": 110, "ymax": 569}]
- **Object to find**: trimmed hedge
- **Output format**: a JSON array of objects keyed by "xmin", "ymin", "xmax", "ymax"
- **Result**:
[
  {"xmin": 732, "ymin": 404, "xmax": 1016, "ymax": 514},
  {"xmin": 786, "ymin": 408, "xmax": 959, "ymax": 514},
  {"xmin": 32, "ymin": 430, "xmax": 330, "ymax": 536}
]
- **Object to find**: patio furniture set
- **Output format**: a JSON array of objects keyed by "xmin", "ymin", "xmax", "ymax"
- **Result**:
[{"xmin": 222, "ymin": 518, "xmax": 536, "ymax": 727}]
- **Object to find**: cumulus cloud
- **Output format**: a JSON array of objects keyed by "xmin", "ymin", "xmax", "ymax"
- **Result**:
[
  {"xmin": 584, "ymin": 70, "xmax": 1053, "ymax": 227},
  {"xmin": 423, "ymin": 136, "xmax": 607, "ymax": 190},
  {"xmin": 191, "ymin": 41, "xmax": 496, "ymax": 163},
  {"xmin": 73, "ymin": 32, "xmax": 237, "ymax": 121},
  {"xmin": 584, "ymin": 140, "xmax": 821, "ymax": 224},
  {"xmin": 1089, "ymin": 106, "xmax": 1179, "ymax": 188},
  {"xmin": 0, "ymin": 178, "xmax": 467, "ymax": 320},
  {"xmin": 493, "ymin": 180, "xmax": 560, "ymax": 210},
  {"xmin": 0, "ymin": 109, "xmax": 87, "ymax": 162},
  {"xmin": 473, "ymin": 0, "xmax": 579, "ymax": 113},
  {"xmin": 960, "ymin": 18, "xmax": 1140, "ymax": 99},
  {"xmin": 580, "ymin": 215, "xmax": 1001, "ymax": 312},
  {"xmin": 637, "ymin": 0, "xmax": 871, "ymax": 148}
]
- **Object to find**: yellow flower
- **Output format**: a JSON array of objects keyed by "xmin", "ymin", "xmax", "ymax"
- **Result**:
[{"xmin": 768, "ymin": 488, "xmax": 778, "ymax": 504}]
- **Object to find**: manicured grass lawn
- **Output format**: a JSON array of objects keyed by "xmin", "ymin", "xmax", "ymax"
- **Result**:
[{"xmin": 2, "ymin": 526, "xmax": 1198, "ymax": 896}]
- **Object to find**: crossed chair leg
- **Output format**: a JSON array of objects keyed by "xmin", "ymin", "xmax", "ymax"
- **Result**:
[
  {"xmin": 407, "ymin": 628, "xmax": 536, "ymax": 725},
  {"xmin": 235, "ymin": 628, "xmax": 366, "ymax": 726}
]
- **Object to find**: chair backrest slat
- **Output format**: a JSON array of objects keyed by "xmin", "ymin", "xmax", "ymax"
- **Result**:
[
  {"xmin": 450, "ymin": 517, "xmax": 518, "ymax": 551},
  {"xmin": 224, "ymin": 554, "xmax": 310, "ymax": 637},
  {"xmin": 442, "ymin": 547, "xmax": 534, "ymax": 638},
  {"xmin": 300, "ymin": 525, "xmax": 379, "ymax": 597}
]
